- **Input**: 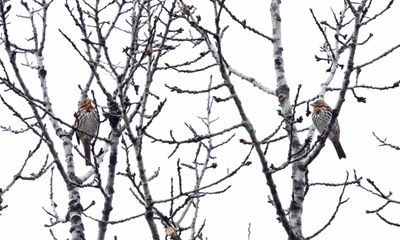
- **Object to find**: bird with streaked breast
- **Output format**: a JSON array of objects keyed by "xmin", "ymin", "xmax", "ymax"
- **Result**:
[
  {"xmin": 75, "ymin": 99, "xmax": 99, "ymax": 165},
  {"xmin": 311, "ymin": 99, "xmax": 346, "ymax": 159}
]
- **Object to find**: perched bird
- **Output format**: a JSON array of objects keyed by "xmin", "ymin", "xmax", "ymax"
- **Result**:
[
  {"xmin": 75, "ymin": 99, "xmax": 99, "ymax": 165},
  {"xmin": 311, "ymin": 99, "xmax": 346, "ymax": 159}
]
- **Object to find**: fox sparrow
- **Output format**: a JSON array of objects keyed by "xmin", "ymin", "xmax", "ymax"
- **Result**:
[
  {"xmin": 75, "ymin": 99, "xmax": 99, "ymax": 165},
  {"xmin": 311, "ymin": 99, "xmax": 346, "ymax": 159}
]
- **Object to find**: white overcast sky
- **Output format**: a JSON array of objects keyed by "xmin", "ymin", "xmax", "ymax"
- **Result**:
[{"xmin": 1, "ymin": 0, "xmax": 400, "ymax": 239}]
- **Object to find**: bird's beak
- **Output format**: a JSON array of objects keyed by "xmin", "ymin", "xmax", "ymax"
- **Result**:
[{"xmin": 310, "ymin": 102, "xmax": 315, "ymax": 107}]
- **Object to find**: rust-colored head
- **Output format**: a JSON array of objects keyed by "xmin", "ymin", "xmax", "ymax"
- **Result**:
[
  {"xmin": 311, "ymin": 99, "xmax": 329, "ymax": 108},
  {"xmin": 79, "ymin": 99, "xmax": 95, "ymax": 111}
]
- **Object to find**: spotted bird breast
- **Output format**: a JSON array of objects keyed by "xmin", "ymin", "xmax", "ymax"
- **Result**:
[
  {"xmin": 312, "ymin": 106, "xmax": 340, "ymax": 139},
  {"xmin": 312, "ymin": 106, "xmax": 332, "ymax": 131},
  {"xmin": 77, "ymin": 111, "xmax": 99, "ymax": 139}
]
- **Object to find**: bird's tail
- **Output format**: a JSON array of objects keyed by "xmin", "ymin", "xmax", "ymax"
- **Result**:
[
  {"xmin": 332, "ymin": 140, "xmax": 346, "ymax": 159},
  {"xmin": 82, "ymin": 139, "xmax": 92, "ymax": 166}
]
